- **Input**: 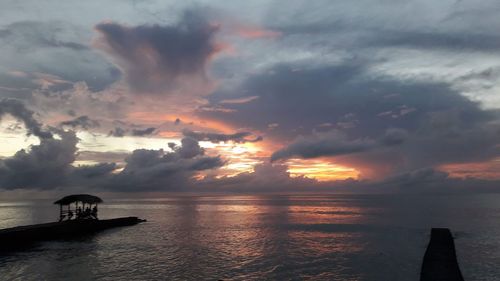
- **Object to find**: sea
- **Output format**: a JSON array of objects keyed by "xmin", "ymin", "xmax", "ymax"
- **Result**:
[{"xmin": 1, "ymin": 193, "xmax": 499, "ymax": 281}]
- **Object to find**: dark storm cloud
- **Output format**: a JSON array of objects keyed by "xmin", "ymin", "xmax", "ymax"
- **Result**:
[
  {"xmin": 104, "ymin": 137, "xmax": 224, "ymax": 191},
  {"xmin": 382, "ymin": 168, "xmax": 449, "ymax": 189},
  {"xmin": 171, "ymin": 137, "xmax": 205, "ymax": 159},
  {"xmin": 0, "ymin": 128, "xmax": 223, "ymax": 191},
  {"xmin": 73, "ymin": 162, "xmax": 117, "ymax": 179},
  {"xmin": 271, "ymin": 128, "xmax": 407, "ymax": 162},
  {"xmin": 0, "ymin": 99, "xmax": 52, "ymax": 139},
  {"xmin": 364, "ymin": 167, "xmax": 500, "ymax": 194},
  {"xmin": 202, "ymin": 63, "xmax": 500, "ymax": 176},
  {"xmin": 182, "ymin": 129, "xmax": 262, "ymax": 143},
  {"xmin": 95, "ymin": 10, "xmax": 221, "ymax": 94},
  {"xmin": 0, "ymin": 130, "xmax": 77, "ymax": 189},
  {"xmin": 380, "ymin": 128, "xmax": 408, "ymax": 146},
  {"xmin": 132, "ymin": 127, "xmax": 156, "ymax": 136},
  {"xmin": 60, "ymin": 115, "xmax": 100, "ymax": 130},
  {"xmin": 204, "ymin": 63, "xmax": 492, "ymax": 139},
  {"xmin": 108, "ymin": 126, "xmax": 156, "ymax": 137},
  {"xmin": 0, "ymin": 99, "xmax": 224, "ymax": 191},
  {"xmin": 271, "ymin": 130, "xmax": 375, "ymax": 162}
]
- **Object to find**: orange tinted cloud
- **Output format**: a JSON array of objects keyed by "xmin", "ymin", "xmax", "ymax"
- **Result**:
[
  {"xmin": 440, "ymin": 159, "xmax": 500, "ymax": 180},
  {"xmin": 236, "ymin": 26, "xmax": 282, "ymax": 39},
  {"xmin": 130, "ymin": 112, "xmax": 236, "ymax": 134}
]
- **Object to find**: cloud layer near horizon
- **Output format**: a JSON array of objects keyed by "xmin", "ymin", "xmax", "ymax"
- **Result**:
[{"xmin": 0, "ymin": 104, "xmax": 498, "ymax": 194}]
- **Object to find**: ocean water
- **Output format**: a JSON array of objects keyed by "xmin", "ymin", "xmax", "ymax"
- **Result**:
[{"xmin": 1, "ymin": 194, "xmax": 500, "ymax": 281}]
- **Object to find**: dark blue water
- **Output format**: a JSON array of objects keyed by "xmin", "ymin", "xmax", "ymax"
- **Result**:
[{"xmin": 1, "ymin": 194, "xmax": 500, "ymax": 280}]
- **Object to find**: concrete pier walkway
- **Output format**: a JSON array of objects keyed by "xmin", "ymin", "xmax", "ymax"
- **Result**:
[
  {"xmin": 0, "ymin": 217, "xmax": 145, "ymax": 251},
  {"xmin": 420, "ymin": 228, "xmax": 464, "ymax": 281}
]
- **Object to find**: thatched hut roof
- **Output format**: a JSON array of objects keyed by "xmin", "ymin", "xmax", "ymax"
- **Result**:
[{"xmin": 54, "ymin": 194, "xmax": 103, "ymax": 205}]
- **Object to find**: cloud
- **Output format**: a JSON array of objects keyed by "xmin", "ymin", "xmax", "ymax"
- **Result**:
[
  {"xmin": 171, "ymin": 137, "xmax": 205, "ymax": 159},
  {"xmin": 270, "ymin": 128, "xmax": 408, "ymax": 162},
  {"xmin": 380, "ymin": 128, "xmax": 408, "ymax": 146},
  {"xmin": 0, "ymin": 96, "xmax": 225, "ymax": 191},
  {"xmin": 0, "ymin": 21, "xmax": 120, "ymax": 94},
  {"xmin": 271, "ymin": 130, "xmax": 375, "ymax": 162},
  {"xmin": 0, "ymin": 116, "xmax": 497, "ymax": 193},
  {"xmin": 203, "ymin": 62, "xmax": 500, "ymax": 178},
  {"xmin": 104, "ymin": 137, "xmax": 224, "ymax": 191},
  {"xmin": 0, "ymin": 126, "xmax": 224, "ymax": 191},
  {"xmin": 368, "ymin": 30, "xmax": 500, "ymax": 53},
  {"xmin": 94, "ymin": 10, "xmax": 222, "ymax": 94},
  {"xmin": 60, "ymin": 115, "xmax": 100, "ymax": 130},
  {"xmin": 197, "ymin": 162, "xmax": 318, "ymax": 192},
  {"xmin": 0, "ymin": 99, "xmax": 52, "ymax": 139},
  {"xmin": 3, "ymin": 1, "xmax": 500, "ymax": 193},
  {"xmin": 0, "ymin": 21, "xmax": 88, "ymax": 51},
  {"xmin": 219, "ymin": 96, "xmax": 259, "ymax": 104},
  {"xmin": 0, "ymin": 130, "xmax": 77, "ymax": 189},
  {"xmin": 32, "ymin": 81, "xmax": 129, "ymax": 123},
  {"xmin": 132, "ymin": 127, "xmax": 156, "ymax": 136},
  {"xmin": 73, "ymin": 162, "xmax": 117, "ymax": 179},
  {"xmin": 107, "ymin": 126, "xmax": 157, "ymax": 137},
  {"xmin": 108, "ymin": 127, "xmax": 126, "ymax": 137},
  {"xmin": 76, "ymin": 150, "xmax": 130, "ymax": 164},
  {"xmin": 182, "ymin": 129, "xmax": 263, "ymax": 143},
  {"xmin": 382, "ymin": 167, "xmax": 449, "ymax": 189}
]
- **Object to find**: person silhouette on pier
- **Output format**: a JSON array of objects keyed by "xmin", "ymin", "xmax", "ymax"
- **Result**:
[
  {"xmin": 91, "ymin": 206, "xmax": 98, "ymax": 220},
  {"xmin": 84, "ymin": 207, "xmax": 91, "ymax": 218},
  {"xmin": 76, "ymin": 207, "xmax": 82, "ymax": 219}
]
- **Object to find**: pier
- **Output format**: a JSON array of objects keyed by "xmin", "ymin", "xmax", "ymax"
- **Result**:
[
  {"xmin": 0, "ymin": 194, "xmax": 146, "ymax": 251},
  {"xmin": 0, "ymin": 217, "xmax": 145, "ymax": 251}
]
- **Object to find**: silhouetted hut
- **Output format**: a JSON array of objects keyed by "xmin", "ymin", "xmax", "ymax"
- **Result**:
[
  {"xmin": 54, "ymin": 194, "xmax": 103, "ymax": 221},
  {"xmin": 0, "ymin": 195, "xmax": 144, "ymax": 251}
]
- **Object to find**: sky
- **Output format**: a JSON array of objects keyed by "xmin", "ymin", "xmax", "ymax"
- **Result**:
[{"xmin": 1, "ymin": 0, "xmax": 500, "ymax": 196}]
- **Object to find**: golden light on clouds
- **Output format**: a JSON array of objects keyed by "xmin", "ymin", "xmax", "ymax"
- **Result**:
[
  {"xmin": 286, "ymin": 158, "xmax": 360, "ymax": 181},
  {"xmin": 203, "ymin": 141, "xmax": 264, "ymax": 177}
]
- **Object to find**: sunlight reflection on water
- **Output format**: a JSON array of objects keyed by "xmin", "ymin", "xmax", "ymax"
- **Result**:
[{"xmin": 1, "ymin": 194, "xmax": 500, "ymax": 280}]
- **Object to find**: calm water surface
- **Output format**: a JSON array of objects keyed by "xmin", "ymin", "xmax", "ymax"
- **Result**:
[{"xmin": 1, "ymin": 194, "xmax": 500, "ymax": 280}]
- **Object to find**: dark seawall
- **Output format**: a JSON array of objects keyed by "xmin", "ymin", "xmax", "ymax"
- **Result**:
[{"xmin": 420, "ymin": 228, "xmax": 464, "ymax": 281}]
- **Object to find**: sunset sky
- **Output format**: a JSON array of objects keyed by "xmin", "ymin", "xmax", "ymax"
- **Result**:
[{"xmin": 1, "ymin": 0, "xmax": 500, "ymax": 195}]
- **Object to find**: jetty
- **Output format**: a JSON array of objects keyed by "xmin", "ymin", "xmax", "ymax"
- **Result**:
[
  {"xmin": 0, "ymin": 194, "xmax": 145, "ymax": 251},
  {"xmin": 420, "ymin": 228, "xmax": 464, "ymax": 281}
]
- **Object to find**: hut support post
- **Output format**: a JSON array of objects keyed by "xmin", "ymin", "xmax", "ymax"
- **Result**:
[{"xmin": 59, "ymin": 204, "xmax": 62, "ymax": 221}]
